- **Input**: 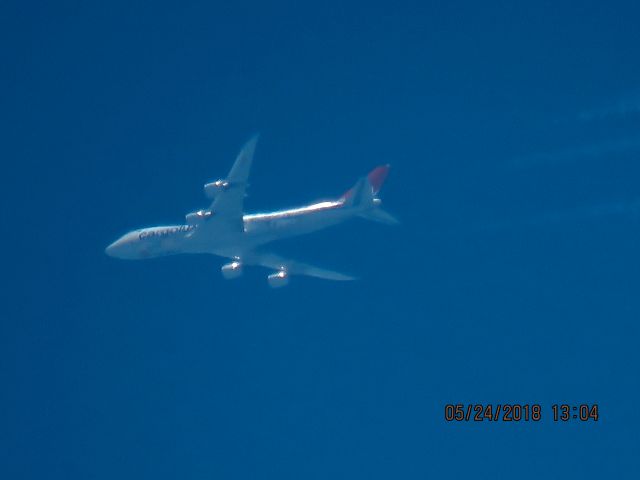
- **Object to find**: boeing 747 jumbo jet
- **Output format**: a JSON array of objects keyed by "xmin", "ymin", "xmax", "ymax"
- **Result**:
[{"xmin": 105, "ymin": 136, "xmax": 397, "ymax": 287}]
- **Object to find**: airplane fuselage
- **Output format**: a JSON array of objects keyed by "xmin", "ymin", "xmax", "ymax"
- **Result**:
[
  {"xmin": 106, "ymin": 136, "xmax": 394, "ymax": 285},
  {"xmin": 105, "ymin": 200, "xmax": 357, "ymax": 260}
]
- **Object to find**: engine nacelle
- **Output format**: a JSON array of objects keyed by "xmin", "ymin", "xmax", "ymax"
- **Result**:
[
  {"xmin": 221, "ymin": 261, "xmax": 243, "ymax": 279},
  {"xmin": 204, "ymin": 179, "xmax": 230, "ymax": 199},
  {"xmin": 267, "ymin": 270, "xmax": 289, "ymax": 288},
  {"xmin": 185, "ymin": 209, "xmax": 213, "ymax": 225}
]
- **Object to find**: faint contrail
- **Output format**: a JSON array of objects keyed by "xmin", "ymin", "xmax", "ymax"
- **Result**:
[
  {"xmin": 438, "ymin": 198, "xmax": 640, "ymax": 240},
  {"xmin": 482, "ymin": 198, "xmax": 640, "ymax": 233},
  {"xmin": 512, "ymin": 137, "xmax": 640, "ymax": 168},
  {"xmin": 527, "ymin": 199, "xmax": 640, "ymax": 226},
  {"xmin": 579, "ymin": 89, "xmax": 640, "ymax": 122}
]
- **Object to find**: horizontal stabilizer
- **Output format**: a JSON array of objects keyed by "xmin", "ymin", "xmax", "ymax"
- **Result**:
[{"xmin": 358, "ymin": 208, "xmax": 400, "ymax": 225}]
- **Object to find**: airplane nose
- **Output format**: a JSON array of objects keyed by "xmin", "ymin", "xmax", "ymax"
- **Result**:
[
  {"xmin": 105, "ymin": 233, "xmax": 138, "ymax": 259},
  {"xmin": 105, "ymin": 241, "xmax": 117, "ymax": 257},
  {"xmin": 105, "ymin": 236, "xmax": 127, "ymax": 257}
]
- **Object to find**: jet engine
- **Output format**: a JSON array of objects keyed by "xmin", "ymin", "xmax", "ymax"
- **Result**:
[
  {"xmin": 267, "ymin": 270, "xmax": 289, "ymax": 288},
  {"xmin": 185, "ymin": 209, "xmax": 213, "ymax": 225},
  {"xmin": 204, "ymin": 179, "xmax": 230, "ymax": 198},
  {"xmin": 221, "ymin": 261, "xmax": 242, "ymax": 279}
]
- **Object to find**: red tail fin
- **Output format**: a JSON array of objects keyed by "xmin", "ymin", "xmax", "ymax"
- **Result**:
[
  {"xmin": 341, "ymin": 165, "xmax": 390, "ymax": 201},
  {"xmin": 367, "ymin": 165, "xmax": 390, "ymax": 195}
]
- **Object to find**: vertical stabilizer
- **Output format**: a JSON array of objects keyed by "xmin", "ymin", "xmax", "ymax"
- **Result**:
[
  {"xmin": 341, "ymin": 165, "xmax": 390, "ymax": 204},
  {"xmin": 342, "ymin": 177, "xmax": 375, "ymax": 208},
  {"xmin": 367, "ymin": 165, "xmax": 390, "ymax": 195},
  {"xmin": 340, "ymin": 164, "xmax": 398, "ymax": 224}
]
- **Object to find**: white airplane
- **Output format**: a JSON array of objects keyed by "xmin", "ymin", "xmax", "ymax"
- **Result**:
[{"xmin": 105, "ymin": 136, "xmax": 397, "ymax": 287}]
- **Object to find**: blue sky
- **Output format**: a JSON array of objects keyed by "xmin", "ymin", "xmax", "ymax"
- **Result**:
[{"xmin": 2, "ymin": 1, "xmax": 640, "ymax": 478}]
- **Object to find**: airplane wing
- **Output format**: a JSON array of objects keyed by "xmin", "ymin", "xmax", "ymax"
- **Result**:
[
  {"xmin": 241, "ymin": 251, "xmax": 356, "ymax": 281},
  {"xmin": 205, "ymin": 135, "xmax": 258, "ymax": 231}
]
